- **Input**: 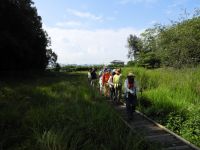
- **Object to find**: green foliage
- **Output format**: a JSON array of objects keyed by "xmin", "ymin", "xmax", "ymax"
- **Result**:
[
  {"xmin": 0, "ymin": 72, "xmax": 157, "ymax": 150},
  {"xmin": 108, "ymin": 64, "xmax": 124, "ymax": 68},
  {"xmin": 140, "ymin": 25, "xmax": 163, "ymax": 53},
  {"xmin": 123, "ymin": 67, "xmax": 200, "ymax": 147},
  {"xmin": 53, "ymin": 63, "xmax": 61, "ymax": 72},
  {"xmin": 0, "ymin": 0, "xmax": 56, "ymax": 71},
  {"xmin": 126, "ymin": 60, "xmax": 137, "ymax": 66},
  {"xmin": 137, "ymin": 52, "xmax": 161, "ymax": 68},
  {"xmin": 127, "ymin": 34, "xmax": 142, "ymax": 60},
  {"xmin": 181, "ymin": 108, "xmax": 200, "ymax": 145},
  {"xmin": 127, "ymin": 27, "xmax": 162, "ymax": 68},
  {"xmin": 166, "ymin": 112, "xmax": 186, "ymax": 134},
  {"xmin": 47, "ymin": 49, "xmax": 58, "ymax": 68},
  {"xmin": 61, "ymin": 65, "xmax": 103, "ymax": 72},
  {"xmin": 158, "ymin": 16, "xmax": 200, "ymax": 68},
  {"xmin": 127, "ymin": 9, "xmax": 200, "ymax": 68}
]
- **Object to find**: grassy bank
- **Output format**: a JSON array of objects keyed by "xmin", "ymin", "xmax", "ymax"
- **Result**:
[
  {"xmin": 122, "ymin": 67, "xmax": 200, "ymax": 147},
  {"xmin": 0, "ymin": 72, "xmax": 157, "ymax": 150}
]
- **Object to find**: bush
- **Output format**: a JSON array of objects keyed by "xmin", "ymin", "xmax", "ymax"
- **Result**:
[{"xmin": 123, "ymin": 66, "xmax": 200, "ymax": 147}]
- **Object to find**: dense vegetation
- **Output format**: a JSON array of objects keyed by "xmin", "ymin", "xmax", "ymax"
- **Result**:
[
  {"xmin": 0, "ymin": 0, "xmax": 57, "ymax": 71},
  {"xmin": 122, "ymin": 67, "xmax": 200, "ymax": 147},
  {"xmin": 59, "ymin": 64, "xmax": 121, "ymax": 72},
  {"xmin": 1, "ymin": 0, "xmax": 199, "ymax": 148},
  {"xmin": 125, "ymin": 10, "xmax": 200, "ymax": 146},
  {"xmin": 127, "ymin": 9, "xmax": 200, "ymax": 68},
  {"xmin": 0, "ymin": 72, "xmax": 158, "ymax": 150}
]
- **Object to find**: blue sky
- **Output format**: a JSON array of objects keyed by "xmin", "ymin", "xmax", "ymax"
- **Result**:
[{"xmin": 33, "ymin": 0, "xmax": 200, "ymax": 65}]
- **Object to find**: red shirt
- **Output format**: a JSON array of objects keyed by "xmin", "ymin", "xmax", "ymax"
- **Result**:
[{"xmin": 102, "ymin": 72, "xmax": 111, "ymax": 85}]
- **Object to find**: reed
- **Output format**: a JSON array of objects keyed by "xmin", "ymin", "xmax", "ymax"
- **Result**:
[
  {"xmin": 122, "ymin": 67, "xmax": 200, "ymax": 146},
  {"xmin": 0, "ymin": 72, "xmax": 157, "ymax": 150}
]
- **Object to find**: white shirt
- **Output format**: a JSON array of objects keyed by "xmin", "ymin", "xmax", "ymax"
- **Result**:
[
  {"xmin": 88, "ymin": 72, "xmax": 91, "ymax": 79},
  {"xmin": 124, "ymin": 79, "xmax": 138, "ymax": 98},
  {"xmin": 108, "ymin": 76, "xmax": 114, "ymax": 87}
]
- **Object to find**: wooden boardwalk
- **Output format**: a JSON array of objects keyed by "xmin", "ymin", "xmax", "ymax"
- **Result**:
[{"xmin": 111, "ymin": 102, "xmax": 200, "ymax": 150}]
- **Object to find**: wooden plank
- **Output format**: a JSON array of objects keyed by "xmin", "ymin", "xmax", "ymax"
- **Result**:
[
  {"xmin": 164, "ymin": 145, "xmax": 192, "ymax": 150},
  {"xmin": 107, "ymin": 100, "xmax": 200, "ymax": 150},
  {"xmin": 135, "ymin": 110, "xmax": 200, "ymax": 150},
  {"xmin": 145, "ymin": 133, "xmax": 171, "ymax": 139}
]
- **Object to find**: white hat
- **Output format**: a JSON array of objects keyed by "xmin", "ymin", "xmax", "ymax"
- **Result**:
[{"xmin": 127, "ymin": 72, "xmax": 135, "ymax": 77}]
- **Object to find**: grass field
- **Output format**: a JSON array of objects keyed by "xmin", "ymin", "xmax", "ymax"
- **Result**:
[
  {"xmin": 122, "ymin": 67, "xmax": 200, "ymax": 147},
  {"xmin": 0, "ymin": 72, "xmax": 157, "ymax": 150}
]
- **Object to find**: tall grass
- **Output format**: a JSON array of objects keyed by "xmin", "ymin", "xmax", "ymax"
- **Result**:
[
  {"xmin": 122, "ymin": 67, "xmax": 200, "ymax": 147},
  {"xmin": 0, "ymin": 72, "xmax": 157, "ymax": 150}
]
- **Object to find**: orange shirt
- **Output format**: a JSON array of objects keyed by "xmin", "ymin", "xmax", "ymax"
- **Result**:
[{"xmin": 102, "ymin": 72, "xmax": 111, "ymax": 85}]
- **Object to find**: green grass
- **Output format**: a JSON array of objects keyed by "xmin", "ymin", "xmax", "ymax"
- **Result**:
[
  {"xmin": 122, "ymin": 67, "xmax": 200, "ymax": 147},
  {"xmin": 0, "ymin": 72, "xmax": 157, "ymax": 150}
]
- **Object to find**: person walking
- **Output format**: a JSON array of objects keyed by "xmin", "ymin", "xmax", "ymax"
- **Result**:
[
  {"xmin": 124, "ymin": 72, "xmax": 137, "ymax": 120},
  {"xmin": 98, "ymin": 67, "xmax": 104, "ymax": 95},
  {"xmin": 113, "ymin": 69, "xmax": 122, "ymax": 104},
  {"xmin": 91, "ymin": 68, "xmax": 97, "ymax": 87},
  {"xmin": 102, "ymin": 68, "xmax": 111, "ymax": 97},
  {"xmin": 108, "ymin": 70, "xmax": 115, "ymax": 101},
  {"xmin": 87, "ymin": 68, "xmax": 92, "ymax": 85}
]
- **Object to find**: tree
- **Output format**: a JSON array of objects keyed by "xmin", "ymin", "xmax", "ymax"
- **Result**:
[
  {"xmin": 127, "ymin": 34, "xmax": 142, "ymax": 61},
  {"xmin": 140, "ymin": 24, "xmax": 163, "ymax": 52},
  {"xmin": 54, "ymin": 63, "xmax": 61, "ymax": 72},
  {"xmin": 46, "ymin": 49, "xmax": 58, "ymax": 68},
  {"xmin": 126, "ymin": 9, "xmax": 200, "ymax": 68},
  {"xmin": 0, "ymin": 0, "xmax": 56, "ymax": 71},
  {"xmin": 138, "ymin": 52, "xmax": 161, "ymax": 68},
  {"xmin": 158, "ymin": 16, "xmax": 200, "ymax": 68},
  {"xmin": 127, "ymin": 26, "xmax": 161, "ymax": 68}
]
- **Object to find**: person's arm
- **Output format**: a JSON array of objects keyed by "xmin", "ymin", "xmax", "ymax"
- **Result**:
[
  {"xmin": 124, "ymin": 79, "xmax": 130, "ymax": 98},
  {"xmin": 125, "ymin": 80, "xmax": 135, "ymax": 94},
  {"xmin": 113, "ymin": 75, "xmax": 116, "ymax": 84},
  {"xmin": 102, "ymin": 74, "xmax": 105, "ymax": 85},
  {"xmin": 88, "ymin": 72, "xmax": 91, "ymax": 78},
  {"xmin": 124, "ymin": 79, "xmax": 129, "ymax": 93},
  {"xmin": 128, "ymin": 81, "xmax": 137, "ymax": 95},
  {"xmin": 108, "ymin": 76, "xmax": 114, "ymax": 86}
]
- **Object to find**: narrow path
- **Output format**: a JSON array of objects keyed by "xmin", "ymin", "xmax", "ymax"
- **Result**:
[{"xmin": 109, "ymin": 101, "xmax": 200, "ymax": 150}]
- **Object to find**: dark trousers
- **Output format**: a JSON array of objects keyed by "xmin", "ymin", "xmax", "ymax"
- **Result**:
[
  {"xmin": 114, "ymin": 85, "xmax": 122, "ymax": 103},
  {"xmin": 125, "ymin": 93, "xmax": 137, "ymax": 119},
  {"xmin": 110, "ymin": 86, "xmax": 115, "ymax": 101}
]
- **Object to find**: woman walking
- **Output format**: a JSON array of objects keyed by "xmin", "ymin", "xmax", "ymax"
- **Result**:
[{"xmin": 124, "ymin": 72, "xmax": 137, "ymax": 120}]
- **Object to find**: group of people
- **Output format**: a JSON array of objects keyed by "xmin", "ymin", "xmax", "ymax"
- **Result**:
[{"xmin": 88, "ymin": 67, "xmax": 138, "ymax": 120}]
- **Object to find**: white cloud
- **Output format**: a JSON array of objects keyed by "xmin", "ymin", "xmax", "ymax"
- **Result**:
[
  {"xmin": 45, "ymin": 26, "xmax": 143, "ymax": 65},
  {"xmin": 67, "ymin": 8, "xmax": 103, "ymax": 22},
  {"xmin": 56, "ymin": 21, "xmax": 82, "ymax": 27}
]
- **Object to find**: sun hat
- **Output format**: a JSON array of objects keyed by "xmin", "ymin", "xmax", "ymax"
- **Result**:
[
  {"xmin": 115, "ymin": 69, "xmax": 121, "ymax": 74},
  {"xmin": 127, "ymin": 72, "xmax": 135, "ymax": 77}
]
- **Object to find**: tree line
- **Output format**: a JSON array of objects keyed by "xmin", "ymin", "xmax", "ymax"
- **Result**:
[
  {"xmin": 0, "ymin": 0, "xmax": 57, "ymax": 72},
  {"xmin": 127, "ymin": 9, "xmax": 200, "ymax": 68}
]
